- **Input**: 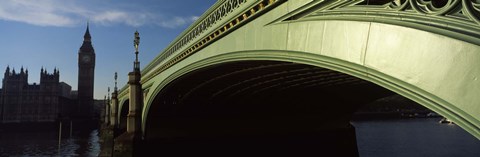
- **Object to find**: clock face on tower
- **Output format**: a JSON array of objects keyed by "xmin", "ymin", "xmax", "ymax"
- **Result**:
[{"xmin": 82, "ymin": 55, "xmax": 91, "ymax": 63}]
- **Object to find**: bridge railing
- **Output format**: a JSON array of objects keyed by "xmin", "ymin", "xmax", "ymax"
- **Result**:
[
  {"xmin": 141, "ymin": 0, "xmax": 246, "ymax": 76},
  {"xmin": 145, "ymin": 0, "xmax": 245, "ymax": 69},
  {"xmin": 139, "ymin": 0, "xmax": 283, "ymax": 84}
]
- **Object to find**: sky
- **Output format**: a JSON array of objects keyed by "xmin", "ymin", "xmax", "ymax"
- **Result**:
[{"xmin": 0, "ymin": 0, "xmax": 217, "ymax": 99}]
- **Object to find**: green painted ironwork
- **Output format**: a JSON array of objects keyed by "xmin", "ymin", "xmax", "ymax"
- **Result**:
[{"xmin": 115, "ymin": 0, "xmax": 480, "ymax": 140}]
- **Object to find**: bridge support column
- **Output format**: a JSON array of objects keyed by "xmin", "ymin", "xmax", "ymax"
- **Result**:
[
  {"xmin": 100, "ymin": 89, "xmax": 114, "ymax": 157},
  {"xmin": 104, "ymin": 97, "xmax": 110, "ymax": 125},
  {"xmin": 115, "ymin": 31, "xmax": 143, "ymax": 157},
  {"xmin": 126, "ymin": 71, "xmax": 142, "ymax": 135},
  {"xmin": 114, "ymin": 71, "xmax": 142, "ymax": 157},
  {"xmin": 99, "ymin": 73, "xmax": 120, "ymax": 157},
  {"xmin": 110, "ymin": 91, "xmax": 118, "ymax": 128},
  {"xmin": 99, "ymin": 125, "xmax": 114, "ymax": 157}
]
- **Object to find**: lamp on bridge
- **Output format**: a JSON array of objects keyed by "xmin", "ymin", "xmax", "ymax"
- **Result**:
[
  {"xmin": 106, "ymin": 87, "xmax": 110, "ymax": 125},
  {"xmin": 134, "ymin": 30, "xmax": 140, "ymax": 71},
  {"xmin": 111, "ymin": 72, "xmax": 119, "ymax": 128},
  {"xmin": 107, "ymin": 87, "xmax": 110, "ymax": 104},
  {"xmin": 114, "ymin": 30, "xmax": 144, "ymax": 156},
  {"xmin": 129, "ymin": 30, "xmax": 143, "ymax": 135},
  {"xmin": 114, "ymin": 72, "xmax": 118, "ymax": 92}
]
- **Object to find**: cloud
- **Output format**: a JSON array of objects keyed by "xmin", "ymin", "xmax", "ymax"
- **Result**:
[
  {"xmin": 91, "ymin": 11, "xmax": 153, "ymax": 27},
  {"xmin": 157, "ymin": 16, "xmax": 199, "ymax": 28},
  {"xmin": 0, "ymin": 0, "xmax": 80, "ymax": 27},
  {"xmin": 92, "ymin": 11, "xmax": 131, "ymax": 26},
  {"xmin": 92, "ymin": 11, "xmax": 198, "ymax": 28},
  {"xmin": 0, "ymin": 0, "xmax": 197, "ymax": 28}
]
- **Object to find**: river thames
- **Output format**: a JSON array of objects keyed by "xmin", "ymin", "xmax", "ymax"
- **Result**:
[
  {"xmin": 0, "ymin": 125, "xmax": 100, "ymax": 157},
  {"xmin": 1, "ymin": 118, "xmax": 479, "ymax": 156},
  {"xmin": 353, "ymin": 118, "xmax": 480, "ymax": 157}
]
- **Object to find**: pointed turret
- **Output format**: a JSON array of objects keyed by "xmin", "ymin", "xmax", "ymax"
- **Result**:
[
  {"xmin": 84, "ymin": 22, "xmax": 91, "ymax": 42},
  {"xmin": 54, "ymin": 68, "xmax": 60, "ymax": 79},
  {"xmin": 5, "ymin": 66, "xmax": 10, "ymax": 74},
  {"xmin": 4, "ymin": 66, "xmax": 10, "ymax": 78},
  {"xmin": 80, "ymin": 22, "xmax": 94, "ymax": 52}
]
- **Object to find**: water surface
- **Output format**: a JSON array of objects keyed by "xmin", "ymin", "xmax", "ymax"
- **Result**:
[
  {"xmin": 0, "ymin": 128, "xmax": 100, "ymax": 157},
  {"xmin": 353, "ymin": 118, "xmax": 480, "ymax": 157}
]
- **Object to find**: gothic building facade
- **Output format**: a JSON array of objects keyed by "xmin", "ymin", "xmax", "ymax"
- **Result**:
[
  {"xmin": 0, "ymin": 67, "xmax": 73, "ymax": 123},
  {"xmin": 0, "ymin": 24, "xmax": 96, "ymax": 123}
]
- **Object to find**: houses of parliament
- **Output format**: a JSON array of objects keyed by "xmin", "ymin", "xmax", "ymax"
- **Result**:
[{"xmin": 0, "ymin": 25, "xmax": 96, "ymax": 123}]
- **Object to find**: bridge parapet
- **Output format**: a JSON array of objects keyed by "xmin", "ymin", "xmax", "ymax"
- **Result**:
[
  {"xmin": 141, "ymin": 0, "xmax": 249, "ymax": 77},
  {"xmin": 140, "ymin": 0, "xmax": 284, "ymax": 84}
]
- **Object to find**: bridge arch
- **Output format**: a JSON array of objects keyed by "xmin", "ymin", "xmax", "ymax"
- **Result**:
[
  {"xmin": 118, "ymin": 99, "xmax": 129, "ymax": 134},
  {"xmin": 143, "ymin": 49, "xmax": 480, "ymax": 141}
]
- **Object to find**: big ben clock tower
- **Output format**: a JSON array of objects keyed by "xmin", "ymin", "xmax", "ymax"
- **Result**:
[{"xmin": 77, "ymin": 23, "xmax": 95, "ymax": 119}]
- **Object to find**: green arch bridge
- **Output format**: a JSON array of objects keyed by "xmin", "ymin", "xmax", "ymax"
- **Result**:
[{"xmin": 105, "ymin": 0, "xmax": 480, "ymax": 156}]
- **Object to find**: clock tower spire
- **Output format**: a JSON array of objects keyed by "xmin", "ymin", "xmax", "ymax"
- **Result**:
[
  {"xmin": 80, "ymin": 22, "xmax": 93, "ymax": 52},
  {"xmin": 77, "ymin": 22, "xmax": 96, "ymax": 119}
]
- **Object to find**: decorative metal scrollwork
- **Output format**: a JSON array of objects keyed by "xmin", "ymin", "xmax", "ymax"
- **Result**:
[
  {"xmin": 158, "ymin": 0, "xmax": 247, "ymax": 63},
  {"xmin": 388, "ymin": 0, "xmax": 409, "ymax": 11},
  {"xmin": 386, "ymin": 0, "xmax": 480, "ymax": 24},
  {"xmin": 409, "ymin": 0, "xmax": 462, "ymax": 15},
  {"xmin": 463, "ymin": 0, "xmax": 480, "ymax": 24}
]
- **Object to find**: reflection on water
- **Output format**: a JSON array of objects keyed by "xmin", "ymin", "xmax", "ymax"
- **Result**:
[
  {"xmin": 1, "ymin": 118, "xmax": 479, "ymax": 157},
  {"xmin": 353, "ymin": 118, "xmax": 480, "ymax": 157},
  {"xmin": 0, "ymin": 128, "xmax": 100, "ymax": 157}
]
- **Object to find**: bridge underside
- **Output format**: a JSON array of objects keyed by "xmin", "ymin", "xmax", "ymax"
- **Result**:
[{"xmin": 143, "ymin": 60, "xmax": 393, "ymax": 156}]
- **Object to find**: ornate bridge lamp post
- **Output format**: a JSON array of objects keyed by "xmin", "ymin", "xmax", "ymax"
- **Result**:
[
  {"xmin": 115, "ymin": 30, "xmax": 143, "ymax": 157},
  {"xmin": 111, "ymin": 72, "xmax": 119, "ymax": 129},
  {"xmin": 128, "ymin": 30, "xmax": 143, "ymax": 137}
]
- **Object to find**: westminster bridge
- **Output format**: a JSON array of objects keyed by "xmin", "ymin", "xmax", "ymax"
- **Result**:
[{"xmin": 101, "ymin": 0, "xmax": 480, "ymax": 156}]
